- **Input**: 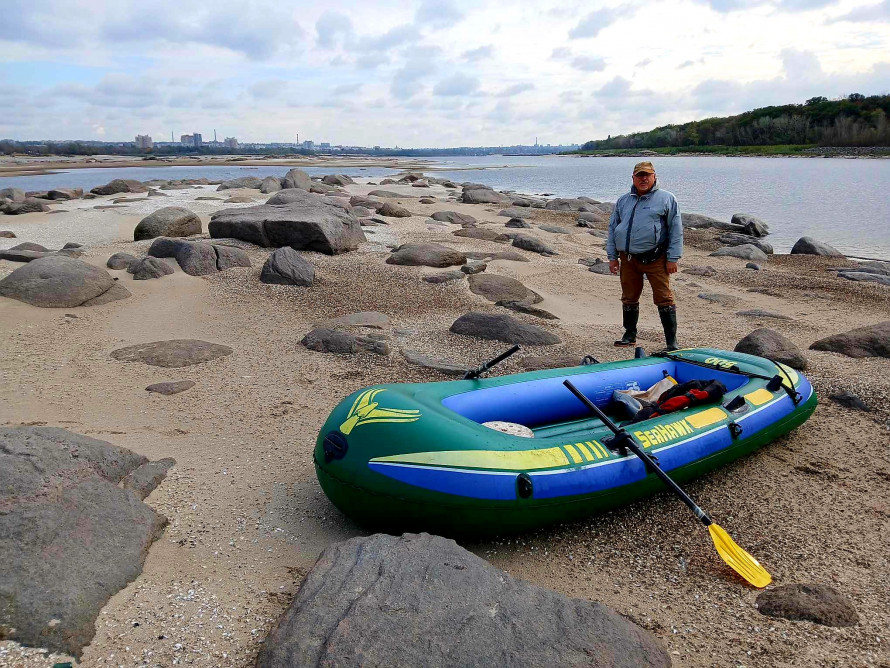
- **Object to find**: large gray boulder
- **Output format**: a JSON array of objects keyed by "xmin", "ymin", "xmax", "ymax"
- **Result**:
[
  {"xmin": 431, "ymin": 210, "xmax": 476, "ymax": 225},
  {"xmin": 453, "ymin": 227, "xmax": 509, "ymax": 242},
  {"xmin": 717, "ymin": 233, "xmax": 773, "ymax": 254},
  {"xmin": 255, "ymin": 533, "xmax": 669, "ymax": 667},
  {"xmin": 127, "ymin": 257, "xmax": 175, "ymax": 280},
  {"xmin": 107, "ymin": 252, "xmax": 137, "ymax": 270},
  {"xmin": 730, "ymin": 213, "xmax": 770, "ymax": 237},
  {"xmin": 0, "ymin": 187, "xmax": 26, "ymax": 202},
  {"xmin": 468, "ymin": 273, "xmax": 541, "ymax": 304},
  {"xmin": 512, "ymin": 233, "xmax": 557, "ymax": 255},
  {"xmin": 450, "ymin": 312, "xmax": 561, "ymax": 345},
  {"xmin": 148, "ymin": 238, "xmax": 220, "ymax": 275},
  {"xmin": 681, "ymin": 212, "xmax": 724, "ymax": 229},
  {"xmin": 544, "ymin": 198, "xmax": 594, "ymax": 212},
  {"xmin": 46, "ymin": 188, "xmax": 83, "ymax": 201},
  {"xmin": 134, "ymin": 206, "xmax": 202, "ymax": 241},
  {"xmin": 0, "ymin": 256, "xmax": 130, "ymax": 307},
  {"xmin": 809, "ymin": 321, "xmax": 890, "ymax": 358},
  {"xmin": 110, "ymin": 339, "xmax": 233, "ymax": 367},
  {"xmin": 837, "ymin": 271, "xmax": 890, "ymax": 287},
  {"xmin": 4, "ymin": 198, "xmax": 50, "ymax": 214},
  {"xmin": 322, "ymin": 174, "xmax": 354, "ymax": 186},
  {"xmin": 259, "ymin": 176, "xmax": 283, "ymax": 193},
  {"xmin": 90, "ymin": 179, "xmax": 147, "ymax": 195},
  {"xmin": 734, "ymin": 328, "xmax": 807, "ymax": 370},
  {"xmin": 0, "ymin": 427, "xmax": 170, "ymax": 657},
  {"xmin": 283, "ymin": 168, "xmax": 312, "ymax": 191},
  {"xmin": 260, "ymin": 247, "xmax": 315, "ymax": 286},
  {"xmin": 710, "ymin": 244, "xmax": 768, "ymax": 262},
  {"xmin": 349, "ymin": 195, "xmax": 385, "ymax": 212},
  {"xmin": 378, "ymin": 201, "xmax": 412, "ymax": 218},
  {"xmin": 462, "ymin": 187, "xmax": 511, "ymax": 205},
  {"xmin": 791, "ymin": 237, "xmax": 844, "ymax": 257},
  {"xmin": 386, "ymin": 243, "xmax": 467, "ymax": 268},
  {"xmin": 499, "ymin": 207, "xmax": 531, "ymax": 219},
  {"xmin": 209, "ymin": 201, "xmax": 364, "ymax": 254},
  {"xmin": 216, "ymin": 176, "xmax": 263, "ymax": 191}
]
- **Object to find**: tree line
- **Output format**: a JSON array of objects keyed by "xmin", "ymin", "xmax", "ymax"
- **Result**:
[{"xmin": 580, "ymin": 94, "xmax": 890, "ymax": 150}]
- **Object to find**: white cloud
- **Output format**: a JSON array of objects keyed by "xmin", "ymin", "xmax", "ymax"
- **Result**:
[
  {"xmin": 569, "ymin": 6, "xmax": 635, "ymax": 39},
  {"xmin": 828, "ymin": 0, "xmax": 890, "ymax": 22},
  {"xmin": 572, "ymin": 55, "xmax": 607, "ymax": 72},
  {"xmin": 433, "ymin": 73, "xmax": 480, "ymax": 96}
]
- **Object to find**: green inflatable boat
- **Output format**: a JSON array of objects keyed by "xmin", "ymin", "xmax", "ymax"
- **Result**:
[{"xmin": 314, "ymin": 348, "xmax": 816, "ymax": 535}]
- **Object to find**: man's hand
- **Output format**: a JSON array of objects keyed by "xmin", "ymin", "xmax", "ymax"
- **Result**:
[
  {"xmin": 666, "ymin": 261, "xmax": 679, "ymax": 274},
  {"xmin": 609, "ymin": 260, "xmax": 619, "ymax": 275}
]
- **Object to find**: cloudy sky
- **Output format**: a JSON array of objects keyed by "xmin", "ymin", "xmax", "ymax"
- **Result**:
[{"xmin": 2, "ymin": 0, "xmax": 889, "ymax": 147}]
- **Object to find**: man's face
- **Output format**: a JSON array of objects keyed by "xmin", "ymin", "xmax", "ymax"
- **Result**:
[{"xmin": 633, "ymin": 171, "xmax": 655, "ymax": 194}]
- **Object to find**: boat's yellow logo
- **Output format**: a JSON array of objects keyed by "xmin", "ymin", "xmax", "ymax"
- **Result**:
[
  {"xmin": 704, "ymin": 356, "xmax": 737, "ymax": 369},
  {"xmin": 339, "ymin": 388, "xmax": 421, "ymax": 435}
]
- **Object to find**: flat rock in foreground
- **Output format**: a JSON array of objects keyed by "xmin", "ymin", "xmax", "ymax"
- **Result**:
[
  {"xmin": 256, "ymin": 533, "xmax": 669, "ymax": 668},
  {"xmin": 450, "ymin": 311, "xmax": 561, "ymax": 345},
  {"xmin": 809, "ymin": 321, "xmax": 890, "ymax": 358},
  {"xmin": 110, "ymin": 339, "xmax": 233, "ymax": 367},
  {"xmin": 0, "ymin": 427, "xmax": 170, "ymax": 657},
  {"xmin": 0, "ymin": 256, "xmax": 131, "ymax": 307},
  {"xmin": 756, "ymin": 584, "xmax": 858, "ymax": 627},
  {"xmin": 468, "ymin": 273, "xmax": 541, "ymax": 304},
  {"xmin": 386, "ymin": 243, "xmax": 467, "ymax": 268}
]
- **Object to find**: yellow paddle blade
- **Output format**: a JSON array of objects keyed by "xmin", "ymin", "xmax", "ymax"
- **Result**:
[{"xmin": 708, "ymin": 524, "xmax": 772, "ymax": 588}]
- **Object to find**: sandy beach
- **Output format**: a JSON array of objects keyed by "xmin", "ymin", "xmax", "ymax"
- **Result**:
[{"xmin": 1, "ymin": 177, "xmax": 889, "ymax": 667}]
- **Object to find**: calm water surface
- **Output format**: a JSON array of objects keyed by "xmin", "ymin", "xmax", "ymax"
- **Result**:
[{"xmin": 3, "ymin": 155, "xmax": 888, "ymax": 257}]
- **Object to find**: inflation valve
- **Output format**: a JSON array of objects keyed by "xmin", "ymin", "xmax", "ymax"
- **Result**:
[
  {"xmin": 322, "ymin": 431, "xmax": 349, "ymax": 463},
  {"xmin": 516, "ymin": 473, "xmax": 533, "ymax": 499}
]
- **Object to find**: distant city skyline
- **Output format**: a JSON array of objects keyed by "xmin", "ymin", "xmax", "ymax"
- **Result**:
[{"xmin": 2, "ymin": 1, "xmax": 889, "ymax": 146}]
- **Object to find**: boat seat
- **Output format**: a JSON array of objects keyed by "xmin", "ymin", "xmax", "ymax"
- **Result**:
[{"xmin": 531, "ymin": 414, "xmax": 631, "ymax": 440}]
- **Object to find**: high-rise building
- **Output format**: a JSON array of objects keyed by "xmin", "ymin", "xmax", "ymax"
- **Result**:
[
  {"xmin": 223, "ymin": 137, "xmax": 239, "ymax": 149},
  {"xmin": 193, "ymin": 133, "xmax": 203, "ymax": 147},
  {"xmin": 301, "ymin": 140, "xmax": 314, "ymax": 150},
  {"xmin": 180, "ymin": 134, "xmax": 194, "ymax": 146},
  {"xmin": 134, "ymin": 134, "xmax": 153, "ymax": 149}
]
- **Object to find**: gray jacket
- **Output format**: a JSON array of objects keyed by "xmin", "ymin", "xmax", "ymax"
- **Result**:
[{"xmin": 605, "ymin": 184, "xmax": 683, "ymax": 262}]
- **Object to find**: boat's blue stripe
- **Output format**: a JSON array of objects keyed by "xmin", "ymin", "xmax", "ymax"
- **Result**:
[{"xmin": 369, "ymin": 377, "xmax": 813, "ymax": 501}]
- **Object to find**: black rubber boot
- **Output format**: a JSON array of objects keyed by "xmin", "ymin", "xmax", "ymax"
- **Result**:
[
  {"xmin": 614, "ymin": 304, "xmax": 639, "ymax": 347},
  {"xmin": 658, "ymin": 304, "xmax": 679, "ymax": 351}
]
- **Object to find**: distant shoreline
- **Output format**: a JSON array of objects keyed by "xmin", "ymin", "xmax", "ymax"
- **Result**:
[{"xmin": 565, "ymin": 145, "xmax": 890, "ymax": 159}]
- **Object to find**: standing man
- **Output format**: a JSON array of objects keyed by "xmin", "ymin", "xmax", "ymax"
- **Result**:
[{"xmin": 606, "ymin": 161, "xmax": 683, "ymax": 351}]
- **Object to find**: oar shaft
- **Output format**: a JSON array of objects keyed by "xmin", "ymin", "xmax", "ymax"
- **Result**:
[{"xmin": 562, "ymin": 379, "xmax": 712, "ymax": 526}]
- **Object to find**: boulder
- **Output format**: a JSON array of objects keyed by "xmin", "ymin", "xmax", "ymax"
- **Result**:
[
  {"xmin": 453, "ymin": 227, "xmax": 509, "ymax": 242},
  {"xmin": 320, "ymin": 312, "xmax": 390, "ymax": 329},
  {"xmin": 367, "ymin": 190, "xmax": 410, "ymax": 198},
  {"xmin": 496, "ymin": 300, "xmax": 559, "ymax": 320},
  {"xmin": 746, "ymin": 262, "xmax": 761, "ymax": 270},
  {"xmin": 544, "ymin": 198, "xmax": 595, "ymax": 212},
  {"xmin": 0, "ymin": 427, "xmax": 169, "ymax": 657},
  {"xmin": 462, "ymin": 187, "xmax": 511, "ymax": 205},
  {"xmin": 431, "ymin": 211, "xmax": 476, "ymax": 226},
  {"xmin": 588, "ymin": 261, "xmax": 614, "ymax": 275},
  {"xmin": 322, "ymin": 174, "xmax": 354, "ymax": 186},
  {"xmin": 260, "ymin": 247, "xmax": 315, "ymax": 286},
  {"xmin": 134, "ymin": 206, "xmax": 202, "ymax": 241},
  {"xmin": 255, "ymin": 533, "xmax": 668, "ymax": 667},
  {"xmin": 213, "ymin": 244, "xmax": 252, "ymax": 271},
  {"xmin": 301, "ymin": 328, "xmax": 390, "ymax": 355},
  {"xmin": 259, "ymin": 176, "xmax": 283, "ymax": 193},
  {"xmin": 423, "ymin": 270, "xmax": 465, "ymax": 284},
  {"xmin": 110, "ymin": 339, "xmax": 233, "ymax": 367},
  {"xmin": 46, "ymin": 188, "xmax": 83, "ymax": 200},
  {"xmin": 681, "ymin": 212, "xmax": 724, "ymax": 229},
  {"xmin": 465, "ymin": 250, "xmax": 530, "ymax": 263},
  {"xmin": 469, "ymin": 273, "xmax": 541, "ymax": 304},
  {"xmin": 0, "ymin": 249, "xmax": 53, "ymax": 262},
  {"xmin": 498, "ymin": 207, "xmax": 531, "ymax": 219},
  {"xmin": 401, "ymin": 350, "xmax": 467, "ymax": 376},
  {"xmin": 11, "ymin": 242, "xmax": 49, "ymax": 252},
  {"xmin": 209, "ymin": 202, "xmax": 364, "ymax": 255},
  {"xmin": 283, "ymin": 168, "xmax": 312, "ymax": 191},
  {"xmin": 450, "ymin": 312, "xmax": 560, "ymax": 345},
  {"xmin": 828, "ymin": 390, "xmax": 870, "ymax": 412},
  {"xmin": 461, "ymin": 262, "xmax": 487, "ymax": 275},
  {"xmin": 0, "ymin": 230, "xmax": 15, "ymax": 237},
  {"xmin": 0, "ymin": 256, "xmax": 130, "ymax": 307},
  {"xmin": 378, "ymin": 202, "xmax": 412, "ymax": 218},
  {"xmin": 734, "ymin": 328, "xmax": 807, "ymax": 370},
  {"xmin": 89, "ymin": 179, "xmax": 148, "ymax": 195},
  {"xmin": 698, "ymin": 292, "xmax": 739, "ymax": 306},
  {"xmin": 836, "ymin": 271, "xmax": 890, "ymax": 287},
  {"xmin": 127, "ymin": 257, "xmax": 175, "ymax": 280},
  {"xmin": 682, "ymin": 265, "xmax": 718, "ymax": 277},
  {"xmin": 0, "ymin": 187, "xmax": 26, "ymax": 202},
  {"xmin": 735, "ymin": 309, "xmax": 792, "ymax": 320},
  {"xmin": 716, "ymin": 233, "xmax": 773, "ymax": 254},
  {"xmin": 539, "ymin": 224, "xmax": 568, "ymax": 234},
  {"xmin": 506, "ymin": 217, "xmax": 532, "ymax": 228},
  {"xmin": 578, "ymin": 211, "xmax": 606, "ymax": 223},
  {"xmin": 710, "ymin": 245, "xmax": 768, "ymax": 262},
  {"xmin": 511, "ymin": 233, "xmax": 556, "ymax": 255},
  {"xmin": 145, "ymin": 381, "xmax": 195, "ymax": 395},
  {"xmin": 756, "ymin": 584, "xmax": 858, "ymax": 627},
  {"xmin": 790, "ymin": 237, "xmax": 844, "ymax": 257},
  {"xmin": 350, "ymin": 195, "xmax": 385, "ymax": 211},
  {"xmin": 148, "ymin": 238, "xmax": 219, "ymax": 276},
  {"xmin": 387, "ymin": 244, "xmax": 467, "ymax": 268},
  {"xmin": 809, "ymin": 321, "xmax": 890, "ymax": 358},
  {"xmin": 4, "ymin": 198, "xmax": 50, "ymax": 214},
  {"xmin": 730, "ymin": 213, "xmax": 770, "ymax": 237},
  {"xmin": 216, "ymin": 176, "xmax": 263, "ymax": 191}
]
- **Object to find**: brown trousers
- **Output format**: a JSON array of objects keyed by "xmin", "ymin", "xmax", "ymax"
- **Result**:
[{"xmin": 619, "ymin": 252, "xmax": 675, "ymax": 307}]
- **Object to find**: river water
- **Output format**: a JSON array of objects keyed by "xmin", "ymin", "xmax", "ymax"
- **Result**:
[{"xmin": 3, "ymin": 155, "xmax": 888, "ymax": 258}]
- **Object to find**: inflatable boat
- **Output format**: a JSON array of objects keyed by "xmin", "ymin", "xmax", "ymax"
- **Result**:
[{"xmin": 314, "ymin": 348, "xmax": 816, "ymax": 535}]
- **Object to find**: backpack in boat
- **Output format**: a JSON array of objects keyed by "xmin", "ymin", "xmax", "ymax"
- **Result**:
[{"xmin": 629, "ymin": 379, "xmax": 727, "ymax": 424}]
